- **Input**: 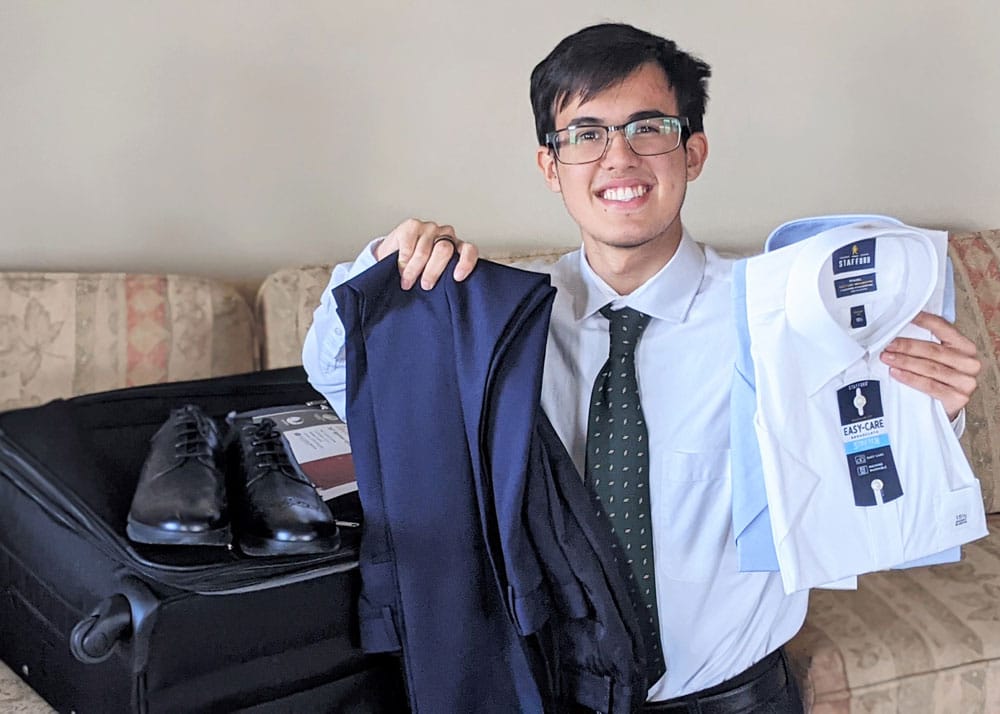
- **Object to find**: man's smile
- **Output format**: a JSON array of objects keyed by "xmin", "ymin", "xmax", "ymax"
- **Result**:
[{"xmin": 595, "ymin": 181, "xmax": 652, "ymax": 207}]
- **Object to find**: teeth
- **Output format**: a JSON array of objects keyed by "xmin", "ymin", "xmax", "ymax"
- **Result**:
[{"xmin": 601, "ymin": 185, "xmax": 647, "ymax": 201}]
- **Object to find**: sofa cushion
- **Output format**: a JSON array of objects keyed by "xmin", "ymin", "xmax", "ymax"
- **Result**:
[
  {"xmin": 0, "ymin": 273, "xmax": 257, "ymax": 410},
  {"xmin": 951, "ymin": 230, "xmax": 1000, "ymax": 514},
  {"xmin": 788, "ymin": 513, "xmax": 1000, "ymax": 713}
]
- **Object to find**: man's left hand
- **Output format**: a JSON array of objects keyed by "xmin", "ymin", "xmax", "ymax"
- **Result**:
[{"xmin": 880, "ymin": 311, "xmax": 982, "ymax": 420}]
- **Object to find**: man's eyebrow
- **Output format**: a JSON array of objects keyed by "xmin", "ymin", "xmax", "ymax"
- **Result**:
[
  {"xmin": 563, "ymin": 109, "xmax": 670, "ymax": 127},
  {"xmin": 627, "ymin": 109, "xmax": 671, "ymax": 122},
  {"xmin": 563, "ymin": 116, "xmax": 603, "ymax": 127}
]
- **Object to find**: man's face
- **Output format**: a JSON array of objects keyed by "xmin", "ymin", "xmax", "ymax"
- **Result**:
[{"xmin": 536, "ymin": 63, "xmax": 707, "ymax": 259}]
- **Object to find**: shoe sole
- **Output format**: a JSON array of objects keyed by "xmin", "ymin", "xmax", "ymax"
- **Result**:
[
  {"xmin": 238, "ymin": 531, "xmax": 341, "ymax": 557},
  {"xmin": 126, "ymin": 518, "xmax": 232, "ymax": 547}
]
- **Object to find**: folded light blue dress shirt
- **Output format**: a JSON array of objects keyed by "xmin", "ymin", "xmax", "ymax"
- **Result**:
[{"xmin": 731, "ymin": 215, "xmax": 961, "ymax": 573}]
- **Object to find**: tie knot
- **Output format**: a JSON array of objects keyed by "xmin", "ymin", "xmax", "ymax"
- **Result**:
[{"xmin": 599, "ymin": 305, "xmax": 651, "ymax": 356}]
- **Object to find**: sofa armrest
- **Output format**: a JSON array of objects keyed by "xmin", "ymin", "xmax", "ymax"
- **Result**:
[{"xmin": 254, "ymin": 265, "xmax": 335, "ymax": 370}]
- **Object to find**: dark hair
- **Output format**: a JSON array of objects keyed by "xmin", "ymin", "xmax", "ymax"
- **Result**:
[{"xmin": 529, "ymin": 23, "xmax": 711, "ymax": 146}]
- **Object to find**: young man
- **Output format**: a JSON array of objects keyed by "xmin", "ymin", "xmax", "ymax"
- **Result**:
[{"xmin": 303, "ymin": 23, "xmax": 980, "ymax": 711}]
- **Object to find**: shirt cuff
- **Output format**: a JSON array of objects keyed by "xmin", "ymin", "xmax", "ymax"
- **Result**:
[{"xmin": 951, "ymin": 408, "xmax": 966, "ymax": 439}]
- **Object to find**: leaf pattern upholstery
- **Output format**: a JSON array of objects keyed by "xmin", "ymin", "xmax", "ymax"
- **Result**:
[{"xmin": 0, "ymin": 272, "xmax": 257, "ymax": 411}]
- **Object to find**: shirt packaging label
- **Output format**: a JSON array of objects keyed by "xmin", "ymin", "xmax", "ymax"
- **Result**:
[
  {"xmin": 850, "ymin": 305, "xmax": 867, "ymax": 328},
  {"xmin": 833, "ymin": 238, "xmax": 878, "ymax": 300},
  {"xmin": 832, "ymin": 239, "xmax": 877, "ymax": 274},
  {"xmin": 837, "ymin": 380, "xmax": 903, "ymax": 506},
  {"xmin": 834, "ymin": 273, "xmax": 878, "ymax": 298}
]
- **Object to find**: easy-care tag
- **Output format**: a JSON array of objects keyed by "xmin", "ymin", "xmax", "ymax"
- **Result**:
[{"xmin": 837, "ymin": 380, "xmax": 903, "ymax": 506}]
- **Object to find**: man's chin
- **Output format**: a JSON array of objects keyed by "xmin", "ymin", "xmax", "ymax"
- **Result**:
[{"xmin": 589, "ymin": 231, "xmax": 671, "ymax": 251}]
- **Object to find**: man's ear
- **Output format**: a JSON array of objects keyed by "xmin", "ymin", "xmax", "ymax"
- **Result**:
[
  {"xmin": 684, "ymin": 132, "xmax": 709, "ymax": 181},
  {"xmin": 536, "ymin": 146, "xmax": 561, "ymax": 193}
]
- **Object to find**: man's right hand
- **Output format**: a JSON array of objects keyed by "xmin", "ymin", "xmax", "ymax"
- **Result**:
[{"xmin": 375, "ymin": 219, "xmax": 479, "ymax": 291}]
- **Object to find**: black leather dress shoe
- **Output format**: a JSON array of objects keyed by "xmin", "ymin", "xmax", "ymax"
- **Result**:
[
  {"xmin": 126, "ymin": 404, "xmax": 230, "ymax": 546},
  {"xmin": 229, "ymin": 418, "xmax": 340, "ymax": 557}
]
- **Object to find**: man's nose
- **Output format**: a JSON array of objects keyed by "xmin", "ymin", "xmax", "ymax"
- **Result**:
[{"xmin": 601, "ymin": 128, "xmax": 638, "ymax": 166}]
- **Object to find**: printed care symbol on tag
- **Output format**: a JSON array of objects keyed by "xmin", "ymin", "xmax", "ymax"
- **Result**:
[
  {"xmin": 956, "ymin": 513, "xmax": 968, "ymax": 527},
  {"xmin": 853, "ymin": 388, "xmax": 867, "ymax": 416}
]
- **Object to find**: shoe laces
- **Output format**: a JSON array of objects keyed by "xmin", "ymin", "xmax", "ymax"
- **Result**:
[
  {"xmin": 247, "ymin": 419, "xmax": 311, "ymax": 486},
  {"xmin": 172, "ymin": 407, "xmax": 218, "ymax": 460}
]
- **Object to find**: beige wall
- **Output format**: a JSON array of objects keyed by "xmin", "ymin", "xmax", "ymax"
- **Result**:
[{"xmin": 1, "ymin": 1, "xmax": 998, "ymax": 286}]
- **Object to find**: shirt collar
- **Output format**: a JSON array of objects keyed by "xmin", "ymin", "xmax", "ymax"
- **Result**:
[
  {"xmin": 783, "ymin": 221, "xmax": 938, "ymax": 395},
  {"xmin": 574, "ymin": 229, "xmax": 706, "ymax": 323},
  {"xmin": 765, "ymin": 214, "xmax": 904, "ymax": 252}
]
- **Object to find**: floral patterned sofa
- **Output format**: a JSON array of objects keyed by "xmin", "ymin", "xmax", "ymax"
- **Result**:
[{"xmin": 3, "ymin": 229, "xmax": 1000, "ymax": 712}]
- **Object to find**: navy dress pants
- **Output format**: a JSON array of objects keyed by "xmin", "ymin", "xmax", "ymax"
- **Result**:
[{"xmin": 335, "ymin": 255, "xmax": 646, "ymax": 713}]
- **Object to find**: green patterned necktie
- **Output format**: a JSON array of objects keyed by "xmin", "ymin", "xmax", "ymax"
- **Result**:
[{"xmin": 586, "ymin": 304, "xmax": 666, "ymax": 686}]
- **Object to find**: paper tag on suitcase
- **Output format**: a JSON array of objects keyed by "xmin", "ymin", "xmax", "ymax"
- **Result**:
[{"xmin": 249, "ymin": 405, "xmax": 357, "ymax": 501}]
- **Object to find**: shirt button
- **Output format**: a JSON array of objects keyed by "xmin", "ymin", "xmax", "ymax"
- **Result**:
[
  {"xmin": 334, "ymin": 327, "xmax": 343, "ymax": 336},
  {"xmin": 871, "ymin": 478, "xmax": 884, "ymax": 492}
]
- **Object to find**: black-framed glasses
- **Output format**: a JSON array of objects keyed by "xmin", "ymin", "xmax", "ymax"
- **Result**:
[{"xmin": 545, "ymin": 116, "xmax": 690, "ymax": 165}]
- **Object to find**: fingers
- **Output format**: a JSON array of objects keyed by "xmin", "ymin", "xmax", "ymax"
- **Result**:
[
  {"xmin": 382, "ymin": 218, "xmax": 479, "ymax": 290},
  {"xmin": 453, "ymin": 241, "xmax": 480, "ymax": 282},
  {"xmin": 881, "ymin": 312, "xmax": 982, "ymax": 420},
  {"xmin": 882, "ymin": 352, "xmax": 978, "ymax": 412},
  {"xmin": 415, "ymin": 233, "xmax": 460, "ymax": 291},
  {"xmin": 382, "ymin": 218, "xmax": 438, "ymax": 274},
  {"xmin": 397, "ymin": 223, "xmax": 454, "ymax": 290},
  {"xmin": 911, "ymin": 311, "xmax": 978, "ymax": 357}
]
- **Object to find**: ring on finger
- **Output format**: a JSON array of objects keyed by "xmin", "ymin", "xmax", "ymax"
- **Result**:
[{"xmin": 433, "ymin": 234, "xmax": 458, "ymax": 251}]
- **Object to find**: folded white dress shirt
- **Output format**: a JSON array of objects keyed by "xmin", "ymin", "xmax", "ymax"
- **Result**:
[{"xmin": 744, "ymin": 220, "xmax": 987, "ymax": 594}]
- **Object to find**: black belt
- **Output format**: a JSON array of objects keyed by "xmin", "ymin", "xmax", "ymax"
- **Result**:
[{"xmin": 642, "ymin": 649, "xmax": 791, "ymax": 714}]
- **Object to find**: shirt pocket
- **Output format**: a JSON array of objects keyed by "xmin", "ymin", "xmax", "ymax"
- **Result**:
[
  {"xmin": 652, "ymin": 448, "xmax": 731, "ymax": 583},
  {"xmin": 934, "ymin": 481, "xmax": 988, "ymax": 545}
]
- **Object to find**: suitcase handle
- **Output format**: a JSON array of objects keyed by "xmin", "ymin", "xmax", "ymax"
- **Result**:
[{"xmin": 70, "ymin": 594, "xmax": 132, "ymax": 664}]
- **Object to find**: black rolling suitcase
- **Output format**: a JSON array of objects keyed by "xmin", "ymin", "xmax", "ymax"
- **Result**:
[{"xmin": 0, "ymin": 367, "xmax": 408, "ymax": 713}]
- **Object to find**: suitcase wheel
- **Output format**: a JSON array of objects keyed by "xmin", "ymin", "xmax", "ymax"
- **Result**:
[{"xmin": 70, "ymin": 594, "xmax": 132, "ymax": 664}]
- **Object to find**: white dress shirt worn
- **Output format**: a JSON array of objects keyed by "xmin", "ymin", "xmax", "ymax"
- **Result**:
[
  {"xmin": 303, "ymin": 232, "xmax": 808, "ymax": 700},
  {"xmin": 744, "ymin": 222, "xmax": 988, "ymax": 595}
]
